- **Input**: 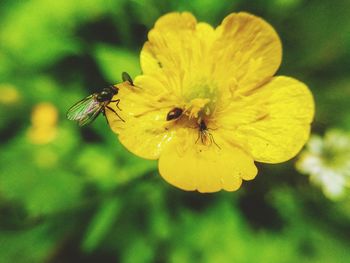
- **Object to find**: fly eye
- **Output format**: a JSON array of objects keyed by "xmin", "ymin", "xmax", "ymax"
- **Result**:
[
  {"xmin": 109, "ymin": 85, "xmax": 119, "ymax": 95},
  {"xmin": 166, "ymin": 107, "xmax": 183, "ymax": 121}
]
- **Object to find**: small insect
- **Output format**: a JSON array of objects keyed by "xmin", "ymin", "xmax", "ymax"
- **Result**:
[
  {"xmin": 166, "ymin": 107, "xmax": 183, "ymax": 121},
  {"xmin": 196, "ymin": 119, "xmax": 221, "ymax": 149},
  {"xmin": 66, "ymin": 72, "xmax": 133, "ymax": 126},
  {"xmin": 122, "ymin": 71, "xmax": 134, "ymax": 85}
]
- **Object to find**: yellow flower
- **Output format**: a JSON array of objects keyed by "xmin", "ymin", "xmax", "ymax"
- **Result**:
[
  {"xmin": 0, "ymin": 84, "xmax": 20, "ymax": 105},
  {"xmin": 107, "ymin": 12, "xmax": 315, "ymax": 193},
  {"xmin": 27, "ymin": 102, "xmax": 58, "ymax": 144}
]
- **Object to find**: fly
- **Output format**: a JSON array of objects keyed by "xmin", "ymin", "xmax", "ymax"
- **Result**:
[
  {"xmin": 66, "ymin": 72, "xmax": 133, "ymax": 126},
  {"xmin": 196, "ymin": 119, "xmax": 221, "ymax": 149}
]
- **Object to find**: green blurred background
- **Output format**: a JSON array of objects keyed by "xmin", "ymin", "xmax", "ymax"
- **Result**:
[{"xmin": 1, "ymin": 0, "xmax": 350, "ymax": 262}]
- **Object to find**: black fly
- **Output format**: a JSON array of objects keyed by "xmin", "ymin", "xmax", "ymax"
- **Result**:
[{"xmin": 66, "ymin": 72, "xmax": 133, "ymax": 126}]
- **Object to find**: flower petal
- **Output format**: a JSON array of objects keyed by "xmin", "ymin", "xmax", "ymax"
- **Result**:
[
  {"xmin": 212, "ymin": 12, "xmax": 282, "ymax": 94},
  {"xmin": 218, "ymin": 76, "xmax": 314, "ymax": 163},
  {"xmin": 117, "ymin": 109, "xmax": 177, "ymax": 160},
  {"xmin": 140, "ymin": 12, "xmax": 216, "ymax": 87},
  {"xmin": 141, "ymin": 12, "xmax": 196, "ymax": 74},
  {"xmin": 106, "ymin": 75, "xmax": 181, "ymax": 159},
  {"xmin": 158, "ymin": 131, "xmax": 257, "ymax": 193},
  {"xmin": 106, "ymin": 74, "xmax": 174, "ymax": 130}
]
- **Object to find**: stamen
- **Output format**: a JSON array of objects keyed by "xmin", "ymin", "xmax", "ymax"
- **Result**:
[{"xmin": 184, "ymin": 98, "xmax": 210, "ymax": 119}]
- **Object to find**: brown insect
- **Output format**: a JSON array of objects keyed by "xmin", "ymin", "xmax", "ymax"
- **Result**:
[
  {"xmin": 166, "ymin": 107, "xmax": 183, "ymax": 121},
  {"xmin": 196, "ymin": 119, "xmax": 220, "ymax": 149}
]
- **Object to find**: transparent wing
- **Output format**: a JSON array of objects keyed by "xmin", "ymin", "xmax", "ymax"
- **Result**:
[{"xmin": 66, "ymin": 95, "xmax": 103, "ymax": 126}]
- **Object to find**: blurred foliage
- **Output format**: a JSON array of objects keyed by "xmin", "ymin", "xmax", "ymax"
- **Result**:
[{"xmin": 0, "ymin": 0, "xmax": 350, "ymax": 262}]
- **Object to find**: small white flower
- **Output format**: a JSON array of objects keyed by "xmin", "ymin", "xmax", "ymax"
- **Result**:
[{"xmin": 296, "ymin": 130, "xmax": 350, "ymax": 200}]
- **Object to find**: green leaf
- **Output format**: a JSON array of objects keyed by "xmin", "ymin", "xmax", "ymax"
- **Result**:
[
  {"xmin": 81, "ymin": 199, "xmax": 121, "ymax": 252},
  {"xmin": 0, "ymin": 140, "xmax": 84, "ymax": 217},
  {"xmin": 0, "ymin": 222, "xmax": 58, "ymax": 263}
]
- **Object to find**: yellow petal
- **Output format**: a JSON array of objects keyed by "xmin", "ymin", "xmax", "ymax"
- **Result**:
[
  {"xmin": 106, "ymin": 75, "xmax": 175, "ymax": 133},
  {"xmin": 140, "ymin": 12, "xmax": 216, "ymax": 87},
  {"xmin": 118, "ymin": 108, "xmax": 178, "ymax": 160},
  {"xmin": 212, "ymin": 12, "xmax": 282, "ymax": 95},
  {"xmin": 140, "ymin": 12, "xmax": 196, "ymax": 74},
  {"xmin": 218, "ymin": 76, "xmax": 314, "ymax": 163},
  {"xmin": 158, "ymin": 131, "xmax": 257, "ymax": 193},
  {"xmin": 153, "ymin": 12, "xmax": 197, "ymax": 30},
  {"xmin": 105, "ymin": 81, "xmax": 143, "ymax": 134},
  {"xmin": 195, "ymin": 22, "xmax": 216, "ymax": 50},
  {"xmin": 106, "ymin": 75, "xmax": 181, "ymax": 159}
]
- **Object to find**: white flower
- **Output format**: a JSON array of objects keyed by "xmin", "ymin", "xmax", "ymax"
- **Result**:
[{"xmin": 296, "ymin": 130, "xmax": 350, "ymax": 200}]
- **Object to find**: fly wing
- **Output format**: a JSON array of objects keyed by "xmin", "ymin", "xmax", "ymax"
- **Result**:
[{"xmin": 66, "ymin": 95, "xmax": 103, "ymax": 126}]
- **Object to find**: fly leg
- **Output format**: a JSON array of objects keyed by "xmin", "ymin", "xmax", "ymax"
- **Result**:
[
  {"xmin": 209, "ymin": 133, "xmax": 221, "ymax": 149},
  {"xmin": 201, "ymin": 131, "xmax": 206, "ymax": 144},
  {"xmin": 195, "ymin": 130, "xmax": 201, "ymax": 144},
  {"xmin": 106, "ymin": 105, "xmax": 125, "ymax": 122},
  {"xmin": 110, "ymin": 99, "xmax": 122, "ymax": 111},
  {"xmin": 101, "ymin": 108, "xmax": 110, "ymax": 125}
]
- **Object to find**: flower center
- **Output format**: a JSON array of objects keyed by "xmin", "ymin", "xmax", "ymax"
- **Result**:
[{"xmin": 183, "ymin": 80, "xmax": 218, "ymax": 121}]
